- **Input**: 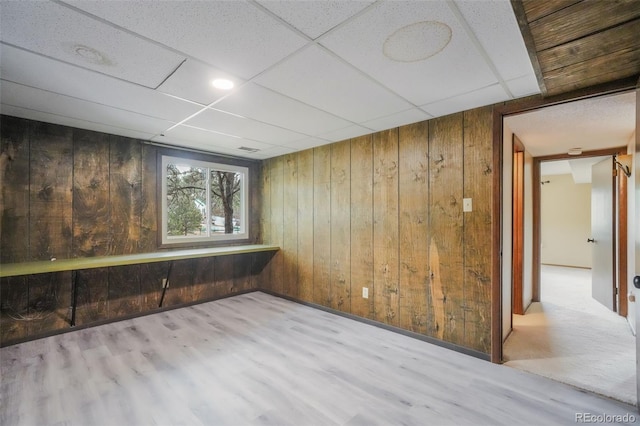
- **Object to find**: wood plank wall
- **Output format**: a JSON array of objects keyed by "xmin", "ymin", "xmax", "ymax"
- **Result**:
[
  {"xmin": 0, "ymin": 115, "xmax": 265, "ymax": 345},
  {"xmin": 259, "ymin": 107, "xmax": 494, "ymax": 354}
]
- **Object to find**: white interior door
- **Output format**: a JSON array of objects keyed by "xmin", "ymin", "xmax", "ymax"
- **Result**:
[{"xmin": 591, "ymin": 157, "xmax": 615, "ymax": 311}]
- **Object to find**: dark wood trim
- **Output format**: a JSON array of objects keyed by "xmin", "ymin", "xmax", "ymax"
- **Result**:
[
  {"xmin": 512, "ymin": 139, "xmax": 525, "ymax": 314},
  {"xmin": 532, "ymin": 157, "xmax": 541, "ymax": 302},
  {"xmin": 618, "ymin": 152, "xmax": 628, "ymax": 317},
  {"xmin": 491, "ymin": 106, "xmax": 503, "ymax": 363},
  {"xmin": 510, "ymin": 0, "xmax": 548, "ymax": 95},
  {"xmin": 536, "ymin": 147, "xmax": 626, "ymax": 162}
]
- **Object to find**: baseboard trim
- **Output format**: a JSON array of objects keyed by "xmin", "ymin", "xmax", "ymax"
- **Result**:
[{"xmin": 258, "ymin": 289, "xmax": 491, "ymax": 362}]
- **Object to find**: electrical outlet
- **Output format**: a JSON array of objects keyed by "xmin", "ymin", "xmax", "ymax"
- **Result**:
[
  {"xmin": 362, "ymin": 287, "xmax": 369, "ymax": 299},
  {"xmin": 162, "ymin": 278, "xmax": 168, "ymax": 289}
]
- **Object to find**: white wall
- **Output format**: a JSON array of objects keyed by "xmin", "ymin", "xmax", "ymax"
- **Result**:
[
  {"xmin": 628, "ymin": 130, "xmax": 637, "ymax": 334},
  {"xmin": 522, "ymin": 151, "xmax": 533, "ymax": 310},
  {"xmin": 540, "ymin": 173, "xmax": 592, "ymax": 268},
  {"xmin": 502, "ymin": 124, "xmax": 513, "ymax": 342}
]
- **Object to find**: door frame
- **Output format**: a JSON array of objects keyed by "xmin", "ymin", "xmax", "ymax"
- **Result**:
[
  {"xmin": 491, "ymin": 76, "xmax": 638, "ymax": 363},
  {"xmin": 532, "ymin": 149, "xmax": 625, "ymax": 306}
]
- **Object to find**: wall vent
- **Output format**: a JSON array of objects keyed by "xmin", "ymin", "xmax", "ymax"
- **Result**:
[{"xmin": 238, "ymin": 146, "xmax": 260, "ymax": 153}]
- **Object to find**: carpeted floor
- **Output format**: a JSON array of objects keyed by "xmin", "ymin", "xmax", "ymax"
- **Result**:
[{"xmin": 503, "ymin": 265, "xmax": 636, "ymax": 405}]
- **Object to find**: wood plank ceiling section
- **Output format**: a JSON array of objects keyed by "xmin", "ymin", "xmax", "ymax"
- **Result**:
[{"xmin": 514, "ymin": 0, "xmax": 640, "ymax": 96}]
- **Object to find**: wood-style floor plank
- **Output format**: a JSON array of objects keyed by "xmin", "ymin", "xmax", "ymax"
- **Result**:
[{"xmin": 1, "ymin": 292, "xmax": 637, "ymax": 425}]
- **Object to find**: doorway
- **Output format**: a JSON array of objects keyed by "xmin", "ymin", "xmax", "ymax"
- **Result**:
[{"xmin": 497, "ymin": 90, "xmax": 637, "ymax": 400}]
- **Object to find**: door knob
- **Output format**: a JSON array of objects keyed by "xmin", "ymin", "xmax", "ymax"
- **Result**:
[
  {"xmin": 634, "ymin": 276, "xmax": 640, "ymax": 289},
  {"xmin": 587, "ymin": 238, "xmax": 595, "ymax": 243}
]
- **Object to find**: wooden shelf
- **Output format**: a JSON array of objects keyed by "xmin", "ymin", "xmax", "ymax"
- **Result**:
[{"xmin": 0, "ymin": 245, "xmax": 280, "ymax": 278}]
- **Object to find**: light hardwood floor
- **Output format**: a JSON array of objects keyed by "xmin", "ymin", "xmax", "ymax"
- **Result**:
[{"xmin": 1, "ymin": 292, "xmax": 637, "ymax": 425}]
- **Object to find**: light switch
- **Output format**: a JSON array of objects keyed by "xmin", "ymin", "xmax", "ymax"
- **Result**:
[{"xmin": 463, "ymin": 198, "xmax": 472, "ymax": 212}]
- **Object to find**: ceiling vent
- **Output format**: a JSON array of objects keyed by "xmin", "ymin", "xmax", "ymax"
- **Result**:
[{"xmin": 238, "ymin": 146, "xmax": 260, "ymax": 153}]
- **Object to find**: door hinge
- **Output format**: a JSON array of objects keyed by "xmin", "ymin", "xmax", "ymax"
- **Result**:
[{"xmin": 613, "ymin": 168, "xmax": 618, "ymax": 177}]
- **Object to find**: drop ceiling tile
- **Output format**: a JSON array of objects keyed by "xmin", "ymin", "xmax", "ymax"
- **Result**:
[
  {"xmin": 157, "ymin": 59, "xmax": 243, "ymax": 106},
  {"xmin": 249, "ymin": 145, "xmax": 296, "ymax": 160},
  {"xmin": 506, "ymin": 74, "xmax": 542, "ymax": 98},
  {"xmin": 67, "ymin": 0, "xmax": 308, "ymax": 80},
  {"xmin": 1, "ymin": 81, "xmax": 173, "ymax": 135},
  {"xmin": 185, "ymin": 108, "xmax": 307, "ymax": 144},
  {"xmin": 454, "ymin": 0, "xmax": 538, "ymax": 83},
  {"xmin": 0, "ymin": 45, "xmax": 202, "ymax": 122},
  {"xmin": 255, "ymin": 45, "xmax": 414, "ymax": 123},
  {"xmin": 214, "ymin": 83, "xmax": 352, "ymax": 136},
  {"xmin": 318, "ymin": 124, "xmax": 374, "ymax": 143},
  {"xmin": 361, "ymin": 108, "xmax": 431, "ymax": 132},
  {"xmin": 1, "ymin": 105, "xmax": 156, "ymax": 141},
  {"xmin": 256, "ymin": 0, "xmax": 375, "ymax": 39},
  {"xmin": 0, "ymin": 1, "xmax": 184, "ymax": 88},
  {"xmin": 281, "ymin": 137, "xmax": 332, "ymax": 150},
  {"xmin": 152, "ymin": 132, "xmax": 252, "ymax": 158},
  {"xmin": 161, "ymin": 124, "xmax": 246, "ymax": 149},
  {"xmin": 319, "ymin": 1, "xmax": 497, "ymax": 106},
  {"xmin": 421, "ymin": 84, "xmax": 508, "ymax": 118}
]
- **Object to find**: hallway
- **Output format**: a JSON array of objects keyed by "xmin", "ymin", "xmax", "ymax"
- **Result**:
[{"xmin": 503, "ymin": 265, "xmax": 636, "ymax": 405}]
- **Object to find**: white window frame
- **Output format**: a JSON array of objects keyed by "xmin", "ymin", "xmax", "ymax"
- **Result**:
[{"xmin": 161, "ymin": 155, "xmax": 249, "ymax": 245}]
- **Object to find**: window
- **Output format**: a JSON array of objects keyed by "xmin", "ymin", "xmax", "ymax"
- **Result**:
[{"xmin": 161, "ymin": 155, "xmax": 248, "ymax": 245}]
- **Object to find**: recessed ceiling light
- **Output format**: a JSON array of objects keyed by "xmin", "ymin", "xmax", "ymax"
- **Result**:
[
  {"xmin": 384, "ymin": 21, "xmax": 452, "ymax": 62},
  {"xmin": 568, "ymin": 148, "xmax": 582, "ymax": 156},
  {"xmin": 212, "ymin": 79, "xmax": 234, "ymax": 90}
]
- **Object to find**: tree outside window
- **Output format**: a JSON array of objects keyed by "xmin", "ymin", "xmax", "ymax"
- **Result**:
[{"xmin": 161, "ymin": 156, "xmax": 248, "ymax": 244}]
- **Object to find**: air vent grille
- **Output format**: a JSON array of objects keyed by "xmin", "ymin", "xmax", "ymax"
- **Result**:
[{"xmin": 238, "ymin": 146, "xmax": 260, "ymax": 153}]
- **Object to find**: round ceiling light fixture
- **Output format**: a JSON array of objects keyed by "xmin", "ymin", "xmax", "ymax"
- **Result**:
[
  {"xmin": 568, "ymin": 147, "xmax": 583, "ymax": 156},
  {"xmin": 212, "ymin": 78, "xmax": 234, "ymax": 90},
  {"xmin": 383, "ymin": 21, "xmax": 452, "ymax": 62}
]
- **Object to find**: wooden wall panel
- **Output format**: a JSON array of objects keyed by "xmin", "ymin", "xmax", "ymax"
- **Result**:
[
  {"xmin": 72, "ymin": 130, "xmax": 110, "ymax": 327},
  {"xmin": 462, "ymin": 107, "xmax": 493, "ymax": 353},
  {"xmin": 0, "ymin": 277, "xmax": 29, "ymax": 341},
  {"xmin": 73, "ymin": 130, "xmax": 111, "ymax": 257},
  {"xmin": 297, "ymin": 149, "xmax": 314, "ymax": 302},
  {"xmin": 428, "ymin": 114, "xmax": 464, "ymax": 344},
  {"xmin": 234, "ymin": 254, "xmax": 253, "ymax": 293},
  {"xmin": 257, "ymin": 160, "xmax": 272, "ymax": 289},
  {"xmin": 0, "ymin": 116, "xmax": 30, "ymax": 263},
  {"xmin": 254, "ymin": 105, "xmax": 496, "ymax": 355},
  {"xmin": 249, "ymin": 163, "xmax": 261, "ymax": 244},
  {"xmin": 139, "ymin": 144, "xmax": 157, "ymax": 253},
  {"xmin": 162, "ymin": 259, "xmax": 194, "ymax": 307},
  {"xmin": 213, "ymin": 256, "xmax": 235, "ymax": 298},
  {"xmin": 75, "ymin": 269, "xmax": 108, "ymax": 326},
  {"xmin": 330, "ymin": 141, "xmax": 351, "ymax": 312},
  {"xmin": 398, "ymin": 121, "xmax": 429, "ymax": 334},
  {"xmin": 29, "ymin": 122, "xmax": 73, "ymax": 261},
  {"xmin": 529, "ymin": 0, "xmax": 640, "ymax": 51},
  {"xmin": 110, "ymin": 136, "xmax": 142, "ymax": 255},
  {"xmin": 27, "ymin": 272, "xmax": 71, "ymax": 335},
  {"xmin": 313, "ymin": 145, "xmax": 331, "ymax": 306},
  {"xmin": 269, "ymin": 157, "xmax": 285, "ymax": 294},
  {"xmin": 350, "ymin": 135, "xmax": 374, "ymax": 319},
  {"xmin": 282, "ymin": 154, "xmax": 298, "ymax": 298},
  {"xmin": 140, "ymin": 262, "xmax": 167, "ymax": 311},
  {"xmin": 372, "ymin": 129, "xmax": 400, "ymax": 326},
  {"xmin": 108, "ymin": 265, "xmax": 141, "ymax": 318},
  {"xmin": 1, "ymin": 116, "xmax": 266, "ymax": 346}
]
